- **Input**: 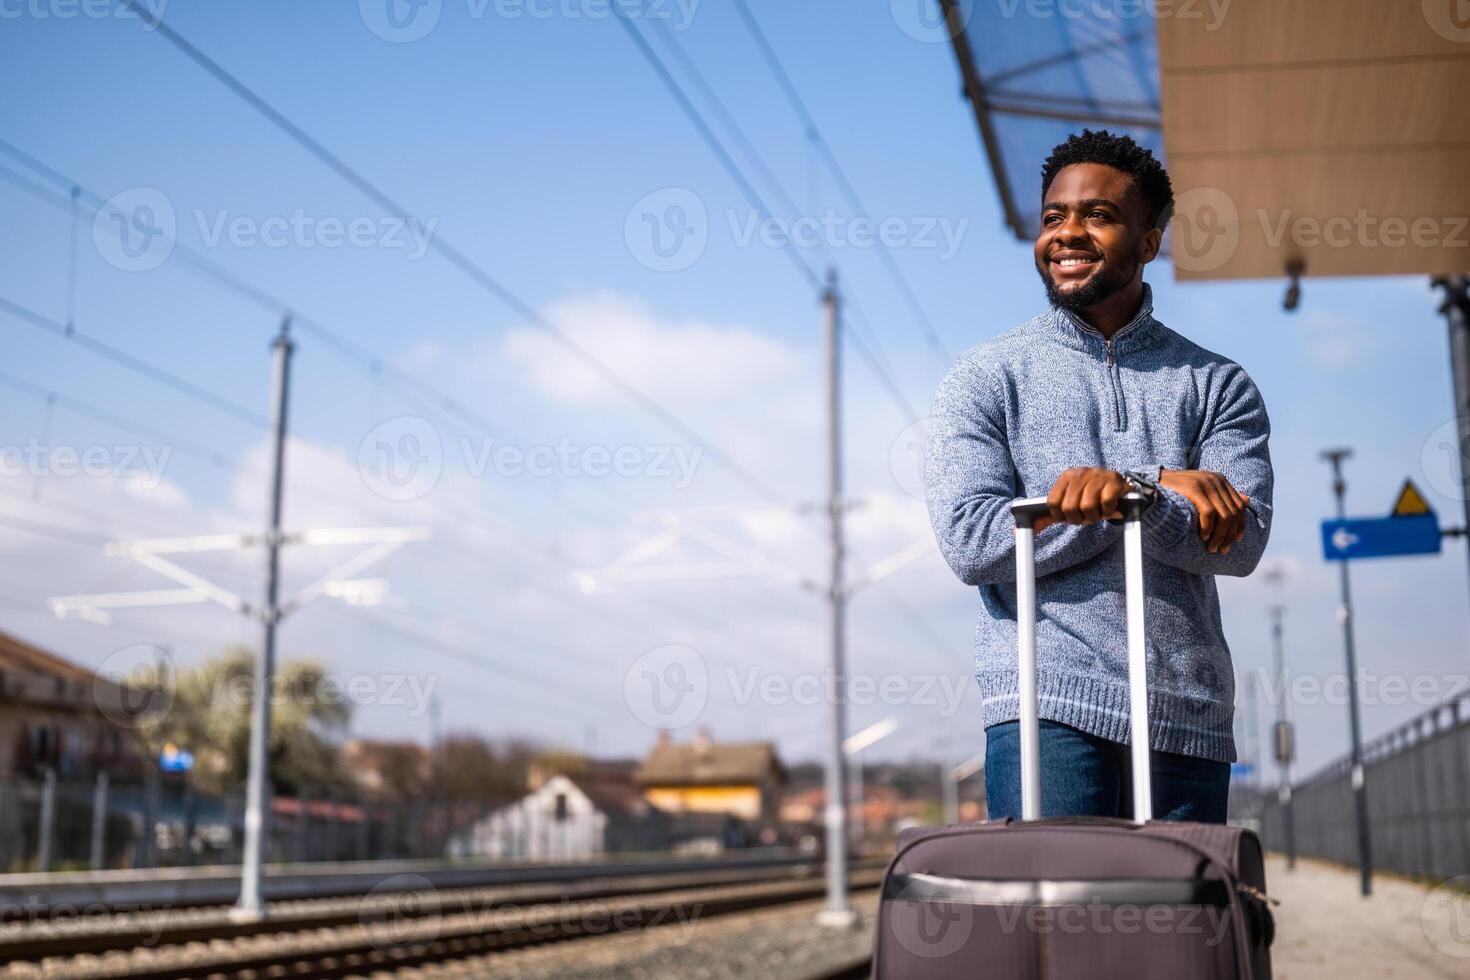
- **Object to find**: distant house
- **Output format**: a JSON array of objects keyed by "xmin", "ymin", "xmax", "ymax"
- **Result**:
[
  {"xmin": 340, "ymin": 738, "xmax": 431, "ymax": 799},
  {"xmin": 636, "ymin": 730, "xmax": 785, "ymax": 826},
  {"xmin": 0, "ymin": 630, "xmax": 141, "ymax": 780},
  {"xmin": 446, "ymin": 773, "xmax": 666, "ymax": 860}
]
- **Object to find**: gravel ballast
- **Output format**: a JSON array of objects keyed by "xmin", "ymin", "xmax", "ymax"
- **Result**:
[{"xmin": 371, "ymin": 890, "xmax": 879, "ymax": 980}]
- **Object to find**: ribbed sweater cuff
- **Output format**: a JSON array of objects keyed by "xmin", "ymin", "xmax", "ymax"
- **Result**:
[
  {"xmin": 979, "ymin": 669, "xmax": 1236, "ymax": 763},
  {"xmin": 1140, "ymin": 485, "xmax": 1196, "ymax": 551}
]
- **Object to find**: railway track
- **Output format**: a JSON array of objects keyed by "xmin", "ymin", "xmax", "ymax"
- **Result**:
[
  {"xmin": 0, "ymin": 864, "xmax": 884, "ymax": 978},
  {"xmin": 0, "ymin": 850, "xmax": 821, "ymax": 917}
]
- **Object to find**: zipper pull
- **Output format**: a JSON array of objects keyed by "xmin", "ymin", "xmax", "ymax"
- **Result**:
[{"xmin": 1104, "ymin": 338, "xmax": 1114, "ymax": 367}]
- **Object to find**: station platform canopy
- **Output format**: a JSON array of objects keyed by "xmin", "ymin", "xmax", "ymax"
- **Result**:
[
  {"xmin": 943, "ymin": 0, "xmax": 1470, "ymax": 282},
  {"xmin": 940, "ymin": 0, "xmax": 1164, "ymax": 243}
]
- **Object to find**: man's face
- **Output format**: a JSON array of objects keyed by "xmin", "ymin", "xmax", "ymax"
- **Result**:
[{"xmin": 1034, "ymin": 162, "xmax": 1160, "ymax": 313}]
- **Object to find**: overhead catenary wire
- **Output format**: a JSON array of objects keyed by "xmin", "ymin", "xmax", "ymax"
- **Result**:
[
  {"xmin": 328, "ymin": 604, "xmax": 615, "ymax": 714},
  {"xmin": 14, "ymin": 13, "xmax": 917, "ymax": 758},
  {"xmin": 639, "ymin": 18, "xmax": 921, "ymax": 422},
  {"xmin": 0, "ymin": 589, "xmax": 246, "ymax": 650},
  {"xmin": 0, "ymin": 354, "xmax": 428, "ymax": 538},
  {"xmin": 0, "ymin": 140, "xmax": 842, "ymax": 678},
  {"xmin": 612, "ymin": 7, "xmax": 920, "ymax": 424},
  {"xmin": 0, "ymin": 158, "xmax": 820, "ymax": 678},
  {"xmin": 3, "ymin": 153, "xmax": 761, "ymax": 564},
  {"xmin": 0, "ymin": 479, "xmax": 200, "ymax": 542},
  {"xmin": 644, "ymin": 16, "xmax": 916, "ymax": 401},
  {"xmin": 0, "ymin": 53, "xmax": 870, "ymax": 690},
  {"xmin": 0, "ymin": 269, "xmax": 819, "ymax": 684},
  {"xmin": 0, "ymin": 330, "xmax": 812, "ymax": 719},
  {"xmin": 0, "ymin": 369, "xmax": 234, "ymax": 467},
  {"xmin": 0, "ymin": 512, "xmax": 114, "ymax": 547},
  {"xmin": 875, "ymin": 580, "xmax": 969, "ymax": 676},
  {"xmin": 0, "ymin": 145, "xmax": 525, "ymax": 450},
  {"xmin": 0, "ymin": 486, "xmax": 267, "ymax": 595},
  {"xmin": 0, "ymin": 153, "xmax": 645, "ymax": 532},
  {"xmin": 116, "ymin": 0, "xmax": 790, "ymax": 507},
  {"xmin": 0, "ymin": 294, "xmax": 268, "ymax": 429},
  {"xmin": 730, "ymin": 0, "xmax": 952, "ymax": 365}
]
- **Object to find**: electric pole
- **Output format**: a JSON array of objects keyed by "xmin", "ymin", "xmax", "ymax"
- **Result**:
[
  {"xmin": 1268, "ymin": 599, "xmax": 1297, "ymax": 869},
  {"xmin": 1435, "ymin": 276, "xmax": 1470, "ymax": 613},
  {"xmin": 235, "ymin": 316, "xmax": 293, "ymax": 920},
  {"xmin": 1322, "ymin": 448, "xmax": 1372, "ymax": 897},
  {"xmin": 47, "ymin": 318, "xmax": 425, "ymax": 916},
  {"xmin": 817, "ymin": 269, "xmax": 856, "ymax": 930},
  {"xmin": 1242, "ymin": 671, "xmax": 1261, "ymax": 792}
]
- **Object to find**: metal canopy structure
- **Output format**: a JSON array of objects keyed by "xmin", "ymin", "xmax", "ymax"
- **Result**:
[
  {"xmin": 939, "ymin": 0, "xmax": 1163, "ymax": 242},
  {"xmin": 1157, "ymin": 0, "xmax": 1470, "ymax": 281},
  {"xmin": 943, "ymin": 0, "xmax": 1469, "ymax": 282}
]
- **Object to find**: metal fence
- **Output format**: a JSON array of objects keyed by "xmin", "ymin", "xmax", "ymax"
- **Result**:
[
  {"xmin": 1251, "ymin": 697, "xmax": 1470, "ymax": 881},
  {"xmin": 0, "ymin": 772, "xmax": 506, "ymax": 873}
]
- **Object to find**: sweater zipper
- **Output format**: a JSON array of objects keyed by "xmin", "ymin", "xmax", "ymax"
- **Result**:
[{"xmin": 1104, "ymin": 338, "xmax": 1125, "ymax": 431}]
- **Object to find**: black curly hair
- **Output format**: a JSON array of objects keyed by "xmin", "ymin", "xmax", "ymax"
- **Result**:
[{"xmin": 1040, "ymin": 130, "xmax": 1174, "ymax": 229}]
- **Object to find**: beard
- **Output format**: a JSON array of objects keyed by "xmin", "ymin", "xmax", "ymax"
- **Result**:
[{"xmin": 1038, "ymin": 242, "xmax": 1141, "ymax": 313}]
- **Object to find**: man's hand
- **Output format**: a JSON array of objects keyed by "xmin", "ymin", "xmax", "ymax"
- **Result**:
[
  {"xmin": 1034, "ymin": 468, "xmax": 1130, "ymax": 533},
  {"xmin": 1159, "ymin": 469, "xmax": 1250, "ymax": 554}
]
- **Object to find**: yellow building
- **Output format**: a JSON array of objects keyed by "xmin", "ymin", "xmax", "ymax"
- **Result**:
[{"xmin": 636, "ymin": 731, "xmax": 784, "ymax": 824}]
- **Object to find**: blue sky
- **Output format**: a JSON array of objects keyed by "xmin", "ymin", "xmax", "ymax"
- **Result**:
[{"xmin": 0, "ymin": 0, "xmax": 1465, "ymax": 779}]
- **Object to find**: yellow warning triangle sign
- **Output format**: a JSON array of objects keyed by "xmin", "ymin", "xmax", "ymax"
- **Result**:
[{"xmin": 1391, "ymin": 479, "xmax": 1434, "ymax": 517}]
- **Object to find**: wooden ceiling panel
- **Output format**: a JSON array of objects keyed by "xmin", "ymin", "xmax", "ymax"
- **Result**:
[
  {"xmin": 1169, "ymin": 148, "xmax": 1470, "ymax": 280},
  {"xmin": 1163, "ymin": 60, "xmax": 1470, "ymax": 155},
  {"xmin": 1157, "ymin": 0, "xmax": 1463, "ymax": 70},
  {"xmin": 1159, "ymin": 1, "xmax": 1470, "ymax": 281}
]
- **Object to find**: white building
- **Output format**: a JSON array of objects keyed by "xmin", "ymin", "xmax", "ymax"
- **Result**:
[{"xmin": 447, "ymin": 773, "xmax": 665, "ymax": 860}]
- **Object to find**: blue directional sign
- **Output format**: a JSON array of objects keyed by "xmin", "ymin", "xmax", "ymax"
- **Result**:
[
  {"xmin": 159, "ymin": 744, "xmax": 194, "ymax": 772},
  {"xmin": 1321, "ymin": 513, "xmax": 1441, "ymax": 561}
]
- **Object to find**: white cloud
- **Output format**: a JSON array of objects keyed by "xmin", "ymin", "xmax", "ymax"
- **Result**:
[
  {"xmin": 0, "ymin": 290, "xmax": 963, "ymax": 763},
  {"xmin": 1298, "ymin": 310, "xmax": 1373, "ymax": 369},
  {"xmin": 847, "ymin": 490, "xmax": 932, "ymax": 546},
  {"xmin": 501, "ymin": 293, "xmax": 803, "ymax": 406}
]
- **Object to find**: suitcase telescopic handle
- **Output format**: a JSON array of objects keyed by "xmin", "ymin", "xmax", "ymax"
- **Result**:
[
  {"xmin": 1010, "ymin": 490, "xmax": 1153, "ymax": 527},
  {"xmin": 1009, "ymin": 490, "xmax": 1154, "ymax": 823}
]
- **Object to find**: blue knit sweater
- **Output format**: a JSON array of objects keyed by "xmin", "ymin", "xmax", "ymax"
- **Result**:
[{"xmin": 925, "ymin": 285, "xmax": 1272, "ymax": 763}]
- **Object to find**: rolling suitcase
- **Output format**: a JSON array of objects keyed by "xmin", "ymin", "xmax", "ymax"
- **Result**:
[{"xmin": 871, "ymin": 490, "xmax": 1274, "ymax": 979}]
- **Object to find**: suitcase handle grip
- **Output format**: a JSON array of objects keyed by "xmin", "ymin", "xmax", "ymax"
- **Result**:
[
  {"xmin": 1010, "ymin": 489, "xmax": 1153, "ymax": 528},
  {"xmin": 1011, "ymin": 489, "xmax": 1154, "ymax": 823},
  {"xmin": 1015, "ymin": 815, "xmax": 1144, "ymax": 830}
]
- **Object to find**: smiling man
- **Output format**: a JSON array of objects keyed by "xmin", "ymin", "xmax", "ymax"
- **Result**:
[{"xmin": 924, "ymin": 130, "xmax": 1273, "ymax": 823}]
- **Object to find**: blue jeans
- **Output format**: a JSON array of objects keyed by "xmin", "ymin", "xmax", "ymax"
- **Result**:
[{"xmin": 984, "ymin": 719, "xmax": 1230, "ymax": 823}]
